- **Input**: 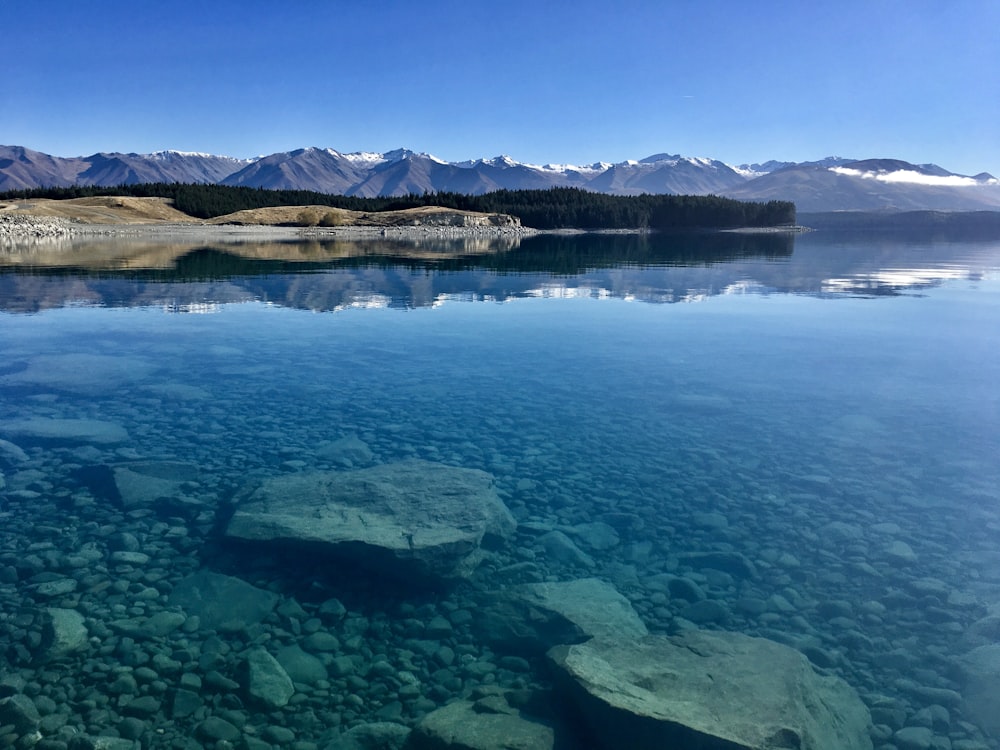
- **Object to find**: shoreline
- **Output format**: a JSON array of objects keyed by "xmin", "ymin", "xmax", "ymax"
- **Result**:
[
  {"xmin": 1, "ymin": 213, "xmax": 805, "ymax": 243},
  {"xmin": 0, "ymin": 215, "xmax": 537, "ymax": 243}
]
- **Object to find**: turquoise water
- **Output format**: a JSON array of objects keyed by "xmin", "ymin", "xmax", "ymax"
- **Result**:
[{"xmin": 1, "ymin": 231, "xmax": 999, "ymax": 748}]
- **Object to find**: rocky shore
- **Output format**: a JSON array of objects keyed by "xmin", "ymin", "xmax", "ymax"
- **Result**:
[
  {"xmin": 0, "ymin": 215, "xmax": 534, "ymax": 245},
  {"xmin": 0, "ymin": 215, "xmax": 77, "ymax": 240}
]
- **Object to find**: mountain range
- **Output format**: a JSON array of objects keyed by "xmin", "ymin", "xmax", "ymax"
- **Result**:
[{"xmin": 2, "ymin": 144, "xmax": 998, "ymax": 212}]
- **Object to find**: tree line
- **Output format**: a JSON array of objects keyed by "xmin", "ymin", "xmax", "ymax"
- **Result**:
[{"xmin": 0, "ymin": 183, "xmax": 795, "ymax": 229}]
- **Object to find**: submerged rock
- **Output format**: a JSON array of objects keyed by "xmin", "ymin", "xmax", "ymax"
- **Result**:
[
  {"xmin": 549, "ymin": 629, "xmax": 872, "ymax": 750},
  {"xmin": 67, "ymin": 738, "xmax": 141, "ymax": 750},
  {"xmin": 324, "ymin": 721, "xmax": 411, "ymax": 749},
  {"xmin": 1, "ymin": 417, "xmax": 129, "ymax": 444},
  {"xmin": 0, "ymin": 694, "xmax": 41, "ymax": 734},
  {"xmin": 678, "ymin": 551, "xmax": 758, "ymax": 579},
  {"xmin": 276, "ymin": 644, "xmax": 328, "ymax": 685},
  {"xmin": 226, "ymin": 460, "xmax": 516, "ymax": 580},
  {"xmin": 0, "ymin": 437, "xmax": 29, "ymax": 462},
  {"xmin": 243, "ymin": 647, "xmax": 295, "ymax": 710},
  {"xmin": 316, "ymin": 434, "xmax": 375, "ymax": 466},
  {"xmin": 958, "ymin": 644, "xmax": 1000, "ymax": 738},
  {"xmin": 408, "ymin": 697, "xmax": 555, "ymax": 750},
  {"xmin": 167, "ymin": 570, "xmax": 279, "ymax": 633},
  {"xmin": 477, "ymin": 577, "xmax": 647, "ymax": 654},
  {"xmin": 536, "ymin": 531, "xmax": 594, "ymax": 569},
  {"xmin": 40, "ymin": 607, "xmax": 89, "ymax": 661},
  {"xmin": 110, "ymin": 460, "xmax": 200, "ymax": 509}
]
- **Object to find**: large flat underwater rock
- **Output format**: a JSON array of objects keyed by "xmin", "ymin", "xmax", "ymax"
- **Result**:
[
  {"xmin": 549, "ymin": 629, "xmax": 872, "ymax": 750},
  {"xmin": 225, "ymin": 459, "xmax": 516, "ymax": 580},
  {"xmin": 477, "ymin": 577, "xmax": 648, "ymax": 654},
  {"xmin": 168, "ymin": 570, "xmax": 278, "ymax": 633},
  {"xmin": 1, "ymin": 417, "xmax": 129, "ymax": 444}
]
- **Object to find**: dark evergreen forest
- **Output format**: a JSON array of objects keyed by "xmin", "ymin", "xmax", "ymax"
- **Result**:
[{"xmin": 0, "ymin": 183, "xmax": 795, "ymax": 229}]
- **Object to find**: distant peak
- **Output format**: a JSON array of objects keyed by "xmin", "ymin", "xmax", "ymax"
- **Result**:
[
  {"xmin": 639, "ymin": 153, "xmax": 681, "ymax": 164},
  {"xmin": 147, "ymin": 149, "xmax": 248, "ymax": 162},
  {"xmin": 339, "ymin": 150, "xmax": 387, "ymax": 165},
  {"xmin": 468, "ymin": 155, "xmax": 521, "ymax": 168}
]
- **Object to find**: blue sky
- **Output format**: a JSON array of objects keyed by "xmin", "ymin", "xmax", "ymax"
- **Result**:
[{"xmin": 3, "ymin": 0, "xmax": 998, "ymax": 175}]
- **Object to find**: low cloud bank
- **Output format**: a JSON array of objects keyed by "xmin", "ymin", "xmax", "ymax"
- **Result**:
[{"xmin": 830, "ymin": 166, "xmax": 997, "ymax": 187}]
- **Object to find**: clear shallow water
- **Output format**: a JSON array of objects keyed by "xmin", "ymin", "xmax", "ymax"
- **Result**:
[{"xmin": 1, "ymin": 230, "xmax": 999, "ymax": 748}]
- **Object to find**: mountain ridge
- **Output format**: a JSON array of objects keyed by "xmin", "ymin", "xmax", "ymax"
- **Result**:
[{"xmin": 2, "ymin": 144, "xmax": 998, "ymax": 212}]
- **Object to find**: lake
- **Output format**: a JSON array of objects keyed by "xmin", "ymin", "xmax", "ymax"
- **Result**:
[{"xmin": 1, "ymin": 228, "xmax": 999, "ymax": 749}]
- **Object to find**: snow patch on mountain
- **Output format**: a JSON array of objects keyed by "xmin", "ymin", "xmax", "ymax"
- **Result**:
[
  {"xmin": 455, "ymin": 156, "xmax": 610, "ymax": 174},
  {"xmin": 527, "ymin": 161, "xmax": 610, "ymax": 174},
  {"xmin": 729, "ymin": 164, "xmax": 768, "ymax": 179},
  {"xmin": 338, "ymin": 151, "xmax": 388, "ymax": 166},
  {"xmin": 147, "ymin": 150, "xmax": 254, "ymax": 164}
]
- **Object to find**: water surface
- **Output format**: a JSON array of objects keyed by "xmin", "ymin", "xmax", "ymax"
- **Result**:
[{"xmin": 1, "ymin": 230, "xmax": 999, "ymax": 748}]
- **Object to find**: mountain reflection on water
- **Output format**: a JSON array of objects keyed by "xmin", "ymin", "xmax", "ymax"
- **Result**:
[{"xmin": 2, "ymin": 230, "xmax": 998, "ymax": 314}]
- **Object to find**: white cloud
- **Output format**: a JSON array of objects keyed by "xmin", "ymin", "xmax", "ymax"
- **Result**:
[{"xmin": 829, "ymin": 166, "xmax": 997, "ymax": 187}]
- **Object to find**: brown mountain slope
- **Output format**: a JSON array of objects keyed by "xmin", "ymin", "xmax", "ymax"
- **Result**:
[
  {"xmin": 208, "ymin": 204, "xmax": 518, "ymax": 227},
  {"xmin": 0, "ymin": 196, "xmax": 199, "ymax": 224}
]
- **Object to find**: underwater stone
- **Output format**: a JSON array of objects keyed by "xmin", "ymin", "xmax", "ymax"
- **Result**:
[
  {"xmin": 883, "ymin": 540, "xmax": 918, "ymax": 565},
  {"xmin": 679, "ymin": 551, "xmax": 758, "ymax": 579},
  {"xmin": 1, "ymin": 417, "xmax": 130, "ymax": 444},
  {"xmin": 121, "ymin": 695, "xmax": 160, "ymax": 717},
  {"xmin": 244, "ymin": 647, "xmax": 295, "ymax": 710},
  {"xmin": 408, "ymin": 698, "xmax": 555, "ymax": 750},
  {"xmin": 170, "ymin": 688, "xmax": 202, "ymax": 719},
  {"xmin": 962, "ymin": 614, "xmax": 1000, "ymax": 650},
  {"xmin": 536, "ymin": 531, "xmax": 594, "ymax": 569},
  {"xmin": 0, "ymin": 437, "xmax": 29, "ymax": 462},
  {"xmin": 563, "ymin": 521, "xmax": 620, "ymax": 551},
  {"xmin": 195, "ymin": 716, "xmax": 241, "ymax": 743},
  {"xmin": 957, "ymin": 644, "xmax": 1000, "ymax": 738},
  {"xmin": 323, "ymin": 721, "xmax": 411, "ymax": 750},
  {"xmin": 319, "ymin": 597, "xmax": 348, "ymax": 620},
  {"xmin": 40, "ymin": 607, "xmax": 89, "ymax": 660},
  {"xmin": 316, "ymin": 434, "xmax": 375, "ymax": 466},
  {"xmin": 262, "ymin": 725, "xmax": 296, "ymax": 744},
  {"xmin": 226, "ymin": 460, "xmax": 516, "ymax": 580},
  {"xmin": 117, "ymin": 717, "xmax": 145, "ymax": 741},
  {"xmin": 303, "ymin": 632, "xmax": 341, "ymax": 652},
  {"xmin": 34, "ymin": 577, "xmax": 77, "ymax": 597},
  {"xmin": 894, "ymin": 726, "xmax": 934, "ymax": 750},
  {"xmin": 329, "ymin": 655, "xmax": 357, "ymax": 677},
  {"xmin": 67, "ymin": 737, "xmax": 141, "ymax": 750},
  {"xmin": 0, "ymin": 694, "xmax": 41, "ymax": 733},
  {"xmin": 664, "ymin": 576, "xmax": 706, "ymax": 603},
  {"xmin": 549, "ymin": 630, "xmax": 872, "ymax": 750},
  {"xmin": 276, "ymin": 644, "xmax": 328, "ymax": 685},
  {"xmin": 168, "ymin": 570, "xmax": 278, "ymax": 633},
  {"xmin": 110, "ymin": 461, "xmax": 200, "ymax": 510},
  {"xmin": 477, "ymin": 578, "xmax": 647, "ymax": 655},
  {"xmin": 425, "ymin": 616, "xmax": 454, "ymax": 639},
  {"xmin": 732, "ymin": 597, "xmax": 768, "ymax": 617},
  {"xmin": 516, "ymin": 578, "xmax": 647, "ymax": 641}
]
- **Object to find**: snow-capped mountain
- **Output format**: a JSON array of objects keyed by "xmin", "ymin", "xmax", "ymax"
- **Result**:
[
  {"xmin": 0, "ymin": 145, "xmax": 253, "ymax": 190},
  {"xmin": 1, "ymin": 144, "xmax": 998, "ymax": 211},
  {"xmin": 725, "ymin": 158, "xmax": 1000, "ymax": 212}
]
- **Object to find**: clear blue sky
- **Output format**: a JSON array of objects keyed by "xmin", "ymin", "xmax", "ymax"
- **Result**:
[{"xmin": 3, "ymin": 0, "xmax": 997, "ymax": 175}]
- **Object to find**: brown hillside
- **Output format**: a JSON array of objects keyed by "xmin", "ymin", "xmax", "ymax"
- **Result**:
[
  {"xmin": 210, "ymin": 204, "xmax": 517, "ymax": 228},
  {"xmin": 0, "ymin": 196, "xmax": 199, "ymax": 224}
]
